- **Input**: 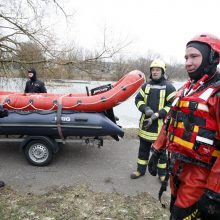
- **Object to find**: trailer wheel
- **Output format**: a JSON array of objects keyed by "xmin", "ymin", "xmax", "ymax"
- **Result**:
[{"xmin": 24, "ymin": 140, "xmax": 53, "ymax": 166}]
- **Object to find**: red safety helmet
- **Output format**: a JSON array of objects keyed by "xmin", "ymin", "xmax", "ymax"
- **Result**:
[{"xmin": 187, "ymin": 34, "xmax": 220, "ymax": 62}]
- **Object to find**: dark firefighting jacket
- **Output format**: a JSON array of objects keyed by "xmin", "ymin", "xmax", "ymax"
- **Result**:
[{"xmin": 135, "ymin": 76, "xmax": 176, "ymax": 142}]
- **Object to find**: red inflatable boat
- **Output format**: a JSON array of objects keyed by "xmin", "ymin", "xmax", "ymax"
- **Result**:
[{"xmin": 0, "ymin": 70, "xmax": 145, "ymax": 112}]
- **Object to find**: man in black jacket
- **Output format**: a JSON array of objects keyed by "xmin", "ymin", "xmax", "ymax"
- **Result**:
[
  {"xmin": 24, "ymin": 68, "xmax": 47, "ymax": 93},
  {"xmin": 130, "ymin": 59, "xmax": 176, "ymax": 181}
]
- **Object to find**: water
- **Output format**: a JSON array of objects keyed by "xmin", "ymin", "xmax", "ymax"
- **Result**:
[{"xmin": 0, "ymin": 77, "xmax": 184, "ymax": 128}]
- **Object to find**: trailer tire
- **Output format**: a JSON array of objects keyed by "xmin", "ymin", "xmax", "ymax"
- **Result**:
[{"xmin": 24, "ymin": 140, "xmax": 53, "ymax": 166}]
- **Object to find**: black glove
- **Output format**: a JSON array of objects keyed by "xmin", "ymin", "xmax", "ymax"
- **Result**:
[
  {"xmin": 0, "ymin": 105, "xmax": 8, "ymax": 118},
  {"xmin": 198, "ymin": 190, "xmax": 220, "ymax": 217},
  {"xmin": 144, "ymin": 113, "xmax": 158, "ymax": 129},
  {"xmin": 144, "ymin": 107, "xmax": 154, "ymax": 118},
  {"xmin": 148, "ymin": 148, "xmax": 161, "ymax": 176}
]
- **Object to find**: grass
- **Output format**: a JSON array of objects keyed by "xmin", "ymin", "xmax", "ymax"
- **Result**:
[{"xmin": 0, "ymin": 185, "xmax": 169, "ymax": 220}]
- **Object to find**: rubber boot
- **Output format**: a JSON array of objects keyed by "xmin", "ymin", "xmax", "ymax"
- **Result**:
[
  {"xmin": 130, "ymin": 164, "xmax": 146, "ymax": 179},
  {"xmin": 0, "ymin": 180, "xmax": 5, "ymax": 188},
  {"xmin": 130, "ymin": 171, "xmax": 145, "ymax": 179}
]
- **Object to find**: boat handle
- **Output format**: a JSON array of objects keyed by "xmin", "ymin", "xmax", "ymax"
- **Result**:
[{"xmin": 75, "ymin": 118, "xmax": 88, "ymax": 122}]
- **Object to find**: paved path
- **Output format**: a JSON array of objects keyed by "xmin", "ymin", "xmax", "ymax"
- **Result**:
[{"xmin": 0, "ymin": 138, "xmax": 170, "ymax": 200}]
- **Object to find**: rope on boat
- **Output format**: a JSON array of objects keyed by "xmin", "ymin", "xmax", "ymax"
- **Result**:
[{"xmin": 5, "ymin": 102, "xmax": 33, "ymax": 110}]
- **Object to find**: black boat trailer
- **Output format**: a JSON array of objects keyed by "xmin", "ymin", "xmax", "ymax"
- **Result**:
[{"xmin": 0, "ymin": 135, "xmax": 104, "ymax": 166}]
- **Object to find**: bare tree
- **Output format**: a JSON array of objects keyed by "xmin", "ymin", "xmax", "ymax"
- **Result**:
[
  {"xmin": 0, "ymin": 1, "xmax": 131, "ymax": 79},
  {"xmin": 0, "ymin": 0, "xmax": 65, "ymax": 75}
]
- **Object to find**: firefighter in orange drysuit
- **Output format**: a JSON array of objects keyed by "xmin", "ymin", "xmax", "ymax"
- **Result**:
[{"xmin": 148, "ymin": 34, "xmax": 220, "ymax": 219}]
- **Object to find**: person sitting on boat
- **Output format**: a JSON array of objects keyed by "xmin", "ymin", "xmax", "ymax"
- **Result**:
[
  {"xmin": 130, "ymin": 59, "xmax": 176, "ymax": 181},
  {"xmin": 0, "ymin": 105, "xmax": 8, "ymax": 187},
  {"xmin": 24, "ymin": 68, "xmax": 47, "ymax": 93}
]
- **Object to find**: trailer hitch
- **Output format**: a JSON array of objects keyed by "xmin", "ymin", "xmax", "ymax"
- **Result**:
[{"xmin": 85, "ymin": 137, "xmax": 103, "ymax": 148}]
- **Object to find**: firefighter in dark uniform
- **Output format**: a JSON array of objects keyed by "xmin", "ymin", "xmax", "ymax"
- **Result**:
[
  {"xmin": 130, "ymin": 59, "xmax": 176, "ymax": 181},
  {"xmin": 24, "ymin": 68, "xmax": 47, "ymax": 93},
  {"xmin": 0, "ymin": 105, "xmax": 9, "ymax": 187}
]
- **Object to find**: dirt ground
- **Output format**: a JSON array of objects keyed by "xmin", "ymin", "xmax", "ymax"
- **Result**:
[{"xmin": 0, "ymin": 128, "xmax": 170, "ymax": 219}]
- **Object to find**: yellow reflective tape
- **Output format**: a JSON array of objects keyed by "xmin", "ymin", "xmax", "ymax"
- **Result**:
[
  {"xmin": 144, "ymin": 87, "xmax": 150, "ymax": 103},
  {"xmin": 179, "ymin": 101, "xmax": 188, "ymax": 108},
  {"xmin": 173, "ymin": 136, "xmax": 220, "ymax": 157},
  {"xmin": 137, "ymin": 101, "xmax": 145, "ymax": 109},
  {"xmin": 140, "ymin": 89, "xmax": 145, "ymax": 98},
  {"xmin": 179, "ymin": 101, "xmax": 209, "ymax": 112},
  {"xmin": 164, "ymin": 106, "xmax": 170, "ymax": 113},
  {"xmin": 183, "ymin": 209, "xmax": 199, "ymax": 220},
  {"xmin": 157, "ymin": 118, "xmax": 163, "ymax": 135},
  {"xmin": 159, "ymin": 89, "xmax": 165, "ymax": 110},
  {"xmin": 138, "ymin": 133, "xmax": 158, "ymax": 141},
  {"xmin": 145, "ymin": 86, "xmax": 150, "ymax": 93},
  {"xmin": 139, "ymin": 114, "xmax": 145, "ymax": 127},
  {"xmin": 138, "ymin": 159, "xmax": 149, "ymax": 165},
  {"xmin": 139, "ymin": 129, "xmax": 159, "ymax": 137},
  {"xmin": 212, "ymin": 150, "xmax": 220, "ymax": 157},
  {"xmin": 175, "ymin": 122, "xmax": 199, "ymax": 132},
  {"xmin": 167, "ymin": 91, "xmax": 176, "ymax": 101},
  {"xmin": 157, "ymin": 163, "xmax": 167, "ymax": 169},
  {"xmin": 174, "ymin": 136, "xmax": 195, "ymax": 149}
]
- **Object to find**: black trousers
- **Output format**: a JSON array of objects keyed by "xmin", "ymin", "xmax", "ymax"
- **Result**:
[
  {"xmin": 170, "ymin": 203, "xmax": 220, "ymax": 220},
  {"xmin": 137, "ymin": 138, "xmax": 167, "ymax": 175}
]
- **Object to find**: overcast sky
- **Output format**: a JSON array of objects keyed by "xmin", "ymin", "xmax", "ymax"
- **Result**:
[{"xmin": 50, "ymin": 0, "xmax": 220, "ymax": 64}]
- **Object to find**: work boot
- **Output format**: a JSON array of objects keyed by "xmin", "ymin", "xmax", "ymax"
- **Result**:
[
  {"xmin": 130, "ymin": 171, "xmax": 145, "ymax": 179},
  {"xmin": 0, "ymin": 180, "xmax": 5, "ymax": 188},
  {"xmin": 159, "ymin": 175, "xmax": 165, "ymax": 182},
  {"xmin": 157, "ymin": 151, "xmax": 167, "ymax": 183}
]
